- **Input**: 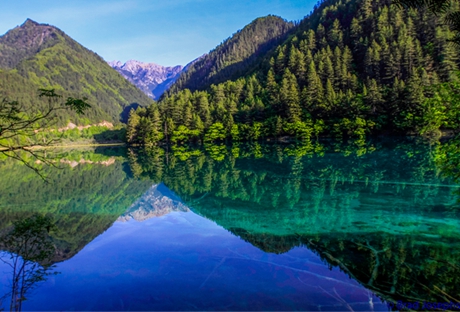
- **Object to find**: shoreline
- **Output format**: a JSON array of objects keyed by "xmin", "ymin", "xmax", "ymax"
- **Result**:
[
  {"xmin": 0, "ymin": 142, "xmax": 125, "ymax": 151},
  {"xmin": 28, "ymin": 142, "xmax": 126, "ymax": 149},
  {"xmin": 2, "ymin": 130, "xmax": 458, "ymax": 151}
]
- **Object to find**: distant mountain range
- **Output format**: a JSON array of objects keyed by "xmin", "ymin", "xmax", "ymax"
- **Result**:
[
  {"xmin": 108, "ymin": 57, "xmax": 203, "ymax": 100},
  {"xmin": 108, "ymin": 60, "xmax": 183, "ymax": 100},
  {"xmin": 0, "ymin": 19, "xmax": 154, "ymax": 125}
]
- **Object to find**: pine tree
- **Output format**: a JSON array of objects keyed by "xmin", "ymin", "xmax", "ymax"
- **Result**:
[
  {"xmin": 266, "ymin": 68, "xmax": 280, "ymax": 112},
  {"xmin": 306, "ymin": 29, "xmax": 316, "ymax": 51},
  {"xmin": 146, "ymin": 104, "xmax": 164, "ymax": 144},
  {"xmin": 333, "ymin": 46, "xmax": 343, "ymax": 88},
  {"xmin": 183, "ymin": 102, "xmax": 193, "ymax": 128},
  {"xmin": 325, "ymin": 56, "xmax": 335, "ymax": 84},
  {"xmin": 328, "ymin": 19, "xmax": 344, "ymax": 48},
  {"xmin": 275, "ymin": 47, "xmax": 286, "ymax": 76},
  {"xmin": 325, "ymin": 79, "xmax": 337, "ymax": 109},
  {"xmin": 280, "ymin": 69, "xmax": 301, "ymax": 122},
  {"xmin": 305, "ymin": 61, "xmax": 324, "ymax": 110},
  {"xmin": 350, "ymin": 18, "xmax": 362, "ymax": 47},
  {"xmin": 126, "ymin": 109, "xmax": 141, "ymax": 144},
  {"xmin": 192, "ymin": 114, "xmax": 205, "ymax": 134},
  {"xmin": 317, "ymin": 24, "xmax": 328, "ymax": 49},
  {"xmin": 365, "ymin": 79, "xmax": 384, "ymax": 115},
  {"xmin": 195, "ymin": 92, "xmax": 211, "ymax": 127}
]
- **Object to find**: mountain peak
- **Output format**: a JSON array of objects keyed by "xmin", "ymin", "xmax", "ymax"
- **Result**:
[
  {"xmin": 107, "ymin": 60, "xmax": 123, "ymax": 68},
  {"xmin": 21, "ymin": 18, "xmax": 41, "ymax": 28},
  {"xmin": 125, "ymin": 59, "xmax": 149, "ymax": 66},
  {"xmin": 0, "ymin": 19, "xmax": 61, "ymax": 69},
  {"xmin": 118, "ymin": 183, "xmax": 189, "ymax": 222}
]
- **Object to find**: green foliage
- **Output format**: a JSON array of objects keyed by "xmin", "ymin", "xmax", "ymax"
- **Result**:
[
  {"xmin": 393, "ymin": 0, "xmax": 460, "ymax": 45},
  {"xmin": 126, "ymin": 106, "xmax": 163, "ymax": 145},
  {"xmin": 434, "ymin": 135, "xmax": 460, "ymax": 182},
  {"xmin": 171, "ymin": 125, "xmax": 200, "ymax": 144},
  {"xmin": 0, "ymin": 214, "xmax": 58, "ymax": 311},
  {"xmin": 418, "ymin": 76, "xmax": 460, "ymax": 135},
  {"xmin": 283, "ymin": 121, "xmax": 314, "ymax": 141},
  {"xmin": 230, "ymin": 124, "xmax": 241, "ymax": 141},
  {"xmin": 204, "ymin": 122, "xmax": 227, "ymax": 142}
]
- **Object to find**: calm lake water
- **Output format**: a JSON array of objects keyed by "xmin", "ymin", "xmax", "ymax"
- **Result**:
[{"xmin": 0, "ymin": 139, "xmax": 459, "ymax": 311}]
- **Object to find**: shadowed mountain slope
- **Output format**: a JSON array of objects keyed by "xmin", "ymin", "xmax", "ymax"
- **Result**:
[{"xmin": 168, "ymin": 15, "xmax": 294, "ymax": 93}]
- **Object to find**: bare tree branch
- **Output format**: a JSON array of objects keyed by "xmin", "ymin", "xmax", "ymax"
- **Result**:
[{"xmin": 0, "ymin": 89, "xmax": 91, "ymax": 180}]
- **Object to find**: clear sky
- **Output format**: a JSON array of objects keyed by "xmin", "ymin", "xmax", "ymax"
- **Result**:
[{"xmin": 0, "ymin": 0, "xmax": 316, "ymax": 66}]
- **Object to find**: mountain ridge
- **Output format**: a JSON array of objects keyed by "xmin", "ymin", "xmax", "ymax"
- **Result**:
[{"xmin": 168, "ymin": 15, "xmax": 295, "ymax": 94}]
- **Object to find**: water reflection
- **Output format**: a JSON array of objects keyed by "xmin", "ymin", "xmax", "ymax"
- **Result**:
[
  {"xmin": 129, "ymin": 138, "xmax": 460, "ymax": 306},
  {"xmin": 0, "ymin": 140, "xmax": 459, "ymax": 310},
  {"xmin": 0, "ymin": 152, "xmax": 153, "ymax": 262},
  {"xmin": 0, "ymin": 215, "xmax": 58, "ymax": 312}
]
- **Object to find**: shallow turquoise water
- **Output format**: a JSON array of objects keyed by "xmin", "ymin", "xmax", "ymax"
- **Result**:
[{"xmin": 0, "ymin": 139, "xmax": 459, "ymax": 310}]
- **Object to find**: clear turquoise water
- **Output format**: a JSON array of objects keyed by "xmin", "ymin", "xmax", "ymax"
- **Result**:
[{"xmin": 0, "ymin": 139, "xmax": 459, "ymax": 310}]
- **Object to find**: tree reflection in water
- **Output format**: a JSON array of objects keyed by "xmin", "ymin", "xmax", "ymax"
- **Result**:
[
  {"xmin": 0, "ymin": 215, "xmax": 58, "ymax": 312},
  {"xmin": 128, "ymin": 139, "xmax": 460, "ymax": 306}
]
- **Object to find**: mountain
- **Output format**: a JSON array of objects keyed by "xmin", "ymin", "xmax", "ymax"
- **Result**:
[
  {"xmin": 128, "ymin": 0, "xmax": 460, "ymax": 145},
  {"xmin": 108, "ymin": 60, "xmax": 183, "ymax": 100},
  {"xmin": 0, "ymin": 19, "xmax": 154, "ymax": 126},
  {"xmin": 167, "ymin": 15, "xmax": 294, "ymax": 94}
]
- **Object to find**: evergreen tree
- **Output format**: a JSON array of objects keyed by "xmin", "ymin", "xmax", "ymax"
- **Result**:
[
  {"xmin": 305, "ymin": 61, "xmax": 324, "ymax": 111},
  {"xmin": 280, "ymin": 69, "xmax": 301, "ymax": 122},
  {"xmin": 126, "ymin": 109, "xmax": 141, "ymax": 144}
]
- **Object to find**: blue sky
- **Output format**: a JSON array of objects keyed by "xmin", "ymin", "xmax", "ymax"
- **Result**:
[{"xmin": 0, "ymin": 0, "xmax": 316, "ymax": 66}]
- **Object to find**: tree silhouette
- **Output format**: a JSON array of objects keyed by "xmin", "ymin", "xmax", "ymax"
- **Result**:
[{"xmin": 0, "ymin": 215, "xmax": 58, "ymax": 312}]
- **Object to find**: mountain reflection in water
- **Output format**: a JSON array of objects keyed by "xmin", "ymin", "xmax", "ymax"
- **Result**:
[{"xmin": 0, "ymin": 139, "xmax": 459, "ymax": 310}]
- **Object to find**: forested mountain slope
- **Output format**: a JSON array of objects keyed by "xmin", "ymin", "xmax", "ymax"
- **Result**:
[
  {"xmin": 168, "ymin": 15, "xmax": 295, "ymax": 94},
  {"xmin": 0, "ymin": 19, "xmax": 154, "ymax": 126},
  {"xmin": 128, "ymin": 0, "xmax": 460, "ymax": 144}
]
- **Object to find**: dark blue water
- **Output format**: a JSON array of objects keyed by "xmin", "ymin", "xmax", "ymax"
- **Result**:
[{"xmin": 4, "ymin": 211, "xmax": 386, "ymax": 311}]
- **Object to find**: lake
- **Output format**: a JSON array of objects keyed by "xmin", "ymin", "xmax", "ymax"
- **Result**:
[{"xmin": 0, "ymin": 138, "xmax": 459, "ymax": 311}]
